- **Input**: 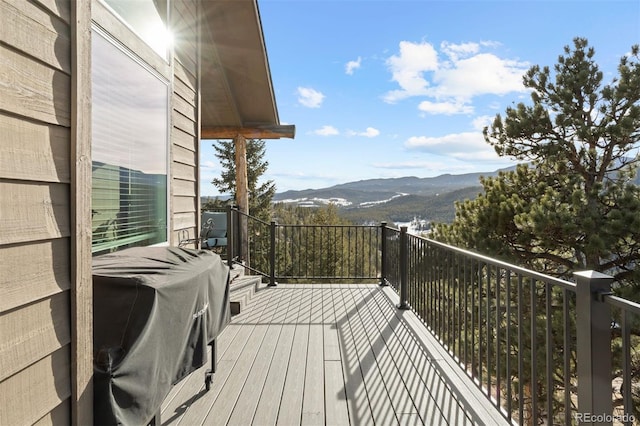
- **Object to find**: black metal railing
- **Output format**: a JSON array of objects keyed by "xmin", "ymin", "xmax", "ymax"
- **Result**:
[
  {"xmin": 399, "ymin": 229, "xmax": 581, "ymax": 424},
  {"xmin": 602, "ymin": 292, "xmax": 640, "ymax": 425},
  {"xmin": 227, "ymin": 206, "xmax": 382, "ymax": 283},
  {"xmin": 271, "ymin": 223, "xmax": 381, "ymax": 283},
  {"xmin": 223, "ymin": 207, "xmax": 639, "ymax": 425},
  {"xmin": 389, "ymin": 226, "xmax": 640, "ymax": 425}
]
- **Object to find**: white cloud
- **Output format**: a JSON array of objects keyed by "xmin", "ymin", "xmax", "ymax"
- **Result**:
[
  {"xmin": 418, "ymin": 100, "xmax": 473, "ymax": 115},
  {"xmin": 405, "ymin": 131, "xmax": 498, "ymax": 161},
  {"xmin": 297, "ymin": 86, "xmax": 325, "ymax": 108},
  {"xmin": 201, "ymin": 160, "xmax": 219, "ymax": 171},
  {"xmin": 471, "ymin": 115, "xmax": 494, "ymax": 131},
  {"xmin": 314, "ymin": 125, "xmax": 339, "ymax": 136},
  {"xmin": 440, "ymin": 41, "xmax": 480, "ymax": 61},
  {"xmin": 383, "ymin": 41, "xmax": 438, "ymax": 103},
  {"xmin": 432, "ymin": 53, "xmax": 528, "ymax": 99},
  {"xmin": 383, "ymin": 40, "xmax": 529, "ymax": 114},
  {"xmin": 348, "ymin": 127, "xmax": 380, "ymax": 137},
  {"xmin": 345, "ymin": 57, "xmax": 362, "ymax": 75}
]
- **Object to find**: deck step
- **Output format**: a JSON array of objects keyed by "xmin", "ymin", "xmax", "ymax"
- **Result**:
[
  {"xmin": 229, "ymin": 263, "xmax": 245, "ymax": 281},
  {"xmin": 229, "ymin": 275, "xmax": 263, "ymax": 315}
]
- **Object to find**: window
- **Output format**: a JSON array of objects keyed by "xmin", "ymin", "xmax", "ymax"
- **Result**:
[
  {"xmin": 101, "ymin": 0, "xmax": 171, "ymax": 59},
  {"xmin": 91, "ymin": 30, "xmax": 169, "ymax": 255}
]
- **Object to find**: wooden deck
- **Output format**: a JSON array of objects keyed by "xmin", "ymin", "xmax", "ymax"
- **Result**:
[{"xmin": 160, "ymin": 284, "xmax": 508, "ymax": 426}]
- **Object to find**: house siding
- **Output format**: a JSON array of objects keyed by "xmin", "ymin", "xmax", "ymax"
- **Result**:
[
  {"xmin": 171, "ymin": 0, "xmax": 200, "ymax": 247},
  {"xmin": 0, "ymin": 0, "xmax": 73, "ymax": 423},
  {"xmin": 1, "ymin": 0, "xmax": 210, "ymax": 422}
]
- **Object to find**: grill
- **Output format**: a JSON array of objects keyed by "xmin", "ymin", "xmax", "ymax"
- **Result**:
[{"xmin": 92, "ymin": 247, "xmax": 231, "ymax": 425}]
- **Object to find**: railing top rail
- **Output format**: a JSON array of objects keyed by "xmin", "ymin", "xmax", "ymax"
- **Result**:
[
  {"xmin": 604, "ymin": 294, "xmax": 640, "ymax": 315},
  {"xmin": 232, "ymin": 207, "xmax": 271, "ymax": 226},
  {"xmin": 275, "ymin": 224, "xmax": 380, "ymax": 229},
  {"xmin": 239, "ymin": 210, "xmax": 578, "ymax": 292},
  {"xmin": 408, "ymin": 232, "xmax": 577, "ymax": 291}
]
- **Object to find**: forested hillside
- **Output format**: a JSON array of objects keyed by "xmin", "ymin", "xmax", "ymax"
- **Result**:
[{"xmin": 338, "ymin": 186, "xmax": 482, "ymax": 225}]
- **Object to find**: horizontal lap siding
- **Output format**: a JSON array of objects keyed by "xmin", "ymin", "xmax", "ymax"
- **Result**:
[
  {"xmin": 0, "ymin": 0, "xmax": 72, "ymax": 424},
  {"xmin": 173, "ymin": 141, "xmax": 197, "ymax": 165},
  {"xmin": 171, "ymin": 0, "xmax": 199, "ymax": 246},
  {"xmin": 173, "ymin": 161, "xmax": 197, "ymax": 181},
  {"xmin": 0, "ymin": 44, "xmax": 70, "ymax": 127},
  {"xmin": 0, "ymin": 347, "xmax": 71, "ymax": 425},
  {"xmin": 173, "ymin": 2, "xmax": 198, "ymax": 80},
  {"xmin": 0, "ymin": 114, "xmax": 71, "ymax": 183},
  {"xmin": 0, "ymin": 239, "xmax": 71, "ymax": 313},
  {"xmin": 0, "ymin": 0, "xmax": 71, "ymax": 74},
  {"xmin": 173, "ymin": 179, "xmax": 197, "ymax": 198},
  {"xmin": 173, "ymin": 196, "xmax": 197, "ymax": 214},
  {"xmin": 174, "ymin": 55, "xmax": 197, "ymax": 91},
  {"xmin": 0, "ymin": 292, "xmax": 71, "ymax": 382},
  {"xmin": 0, "ymin": 181, "xmax": 70, "ymax": 245},
  {"xmin": 33, "ymin": 401, "xmax": 71, "ymax": 426},
  {"xmin": 174, "ymin": 76, "xmax": 197, "ymax": 105}
]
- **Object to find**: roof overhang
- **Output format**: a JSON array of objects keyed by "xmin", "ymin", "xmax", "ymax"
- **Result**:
[{"xmin": 199, "ymin": 0, "xmax": 294, "ymax": 140}]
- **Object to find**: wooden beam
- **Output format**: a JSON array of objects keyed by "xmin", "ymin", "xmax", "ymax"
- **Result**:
[
  {"xmin": 201, "ymin": 124, "xmax": 295, "ymax": 140},
  {"xmin": 196, "ymin": 0, "xmax": 202, "ymax": 249},
  {"xmin": 234, "ymin": 135, "xmax": 250, "ymax": 267},
  {"xmin": 70, "ymin": 1, "xmax": 93, "ymax": 424}
]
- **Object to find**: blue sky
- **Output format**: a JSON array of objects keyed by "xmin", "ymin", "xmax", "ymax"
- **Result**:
[{"xmin": 200, "ymin": 0, "xmax": 640, "ymax": 197}]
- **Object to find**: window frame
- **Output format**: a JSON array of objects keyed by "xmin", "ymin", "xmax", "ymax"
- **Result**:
[{"xmin": 90, "ymin": 6, "xmax": 172, "ymax": 254}]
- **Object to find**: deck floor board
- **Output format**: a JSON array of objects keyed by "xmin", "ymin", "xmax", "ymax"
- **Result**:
[
  {"xmin": 276, "ymin": 286, "xmax": 312, "ymax": 425},
  {"xmin": 251, "ymin": 285, "xmax": 303, "ymax": 426},
  {"xmin": 323, "ymin": 285, "xmax": 350, "ymax": 426},
  {"xmin": 161, "ymin": 284, "xmax": 509, "ymax": 426},
  {"xmin": 226, "ymin": 286, "xmax": 294, "ymax": 426},
  {"xmin": 301, "ymin": 285, "xmax": 325, "ymax": 426}
]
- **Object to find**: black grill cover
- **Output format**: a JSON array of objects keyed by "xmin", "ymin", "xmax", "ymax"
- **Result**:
[{"xmin": 92, "ymin": 247, "xmax": 231, "ymax": 425}]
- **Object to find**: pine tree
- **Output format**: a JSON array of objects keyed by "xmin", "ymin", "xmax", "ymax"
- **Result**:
[
  {"xmin": 433, "ymin": 37, "xmax": 640, "ymax": 423},
  {"xmin": 436, "ymin": 38, "xmax": 640, "ymax": 294},
  {"xmin": 210, "ymin": 138, "xmax": 276, "ymax": 221}
]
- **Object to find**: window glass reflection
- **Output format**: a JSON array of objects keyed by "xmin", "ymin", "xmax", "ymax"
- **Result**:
[
  {"xmin": 91, "ymin": 31, "xmax": 168, "ymax": 254},
  {"xmin": 102, "ymin": 0, "xmax": 170, "ymax": 58}
]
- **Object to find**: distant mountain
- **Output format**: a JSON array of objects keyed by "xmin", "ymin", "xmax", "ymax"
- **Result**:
[
  {"xmin": 273, "ymin": 167, "xmax": 516, "ymax": 224},
  {"xmin": 329, "ymin": 172, "xmax": 492, "ymax": 195},
  {"xmin": 205, "ymin": 163, "xmax": 639, "ymax": 225},
  {"xmin": 339, "ymin": 186, "xmax": 484, "ymax": 225},
  {"xmin": 273, "ymin": 187, "xmax": 399, "ymax": 206},
  {"xmin": 203, "ymin": 163, "xmax": 638, "ymax": 225},
  {"xmin": 274, "ymin": 169, "xmax": 509, "ymax": 206}
]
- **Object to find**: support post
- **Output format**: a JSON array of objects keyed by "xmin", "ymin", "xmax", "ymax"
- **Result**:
[
  {"xmin": 234, "ymin": 134, "xmax": 249, "ymax": 268},
  {"xmin": 380, "ymin": 222, "xmax": 388, "ymax": 286},
  {"xmin": 397, "ymin": 226, "xmax": 410, "ymax": 310},
  {"xmin": 269, "ymin": 221, "xmax": 277, "ymax": 286},
  {"xmin": 575, "ymin": 270, "xmax": 613, "ymax": 425}
]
